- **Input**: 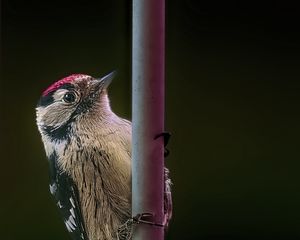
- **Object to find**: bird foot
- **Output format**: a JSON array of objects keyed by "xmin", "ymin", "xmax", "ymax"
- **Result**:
[{"xmin": 117, "ymin": 213, "xmax": 164, "ymax": 240}]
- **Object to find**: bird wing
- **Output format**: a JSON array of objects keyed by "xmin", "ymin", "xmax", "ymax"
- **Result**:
[
  {"xmin": 48, "ymin": 152, "xmax": 88, "ymax": 240},
  {"xmin": 164, "ymin": 167, "xmax": 173, "ymax": 229}
]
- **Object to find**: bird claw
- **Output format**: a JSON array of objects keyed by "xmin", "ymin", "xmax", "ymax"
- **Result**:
[
  {"xmin": 117, "ymin": 213, "xmax": 165, "ymax": 240},
  {"xmin": 132, "ymin": 213, "xmax": 164, "ymax": 227}
]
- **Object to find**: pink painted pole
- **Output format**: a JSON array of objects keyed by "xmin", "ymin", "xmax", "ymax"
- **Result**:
[{"xmin": 132, "ymin": 0, "xmax": 165, "ymax": 239}]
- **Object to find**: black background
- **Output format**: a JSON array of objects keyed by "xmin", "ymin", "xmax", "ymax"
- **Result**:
[{"xmin": 1, "ymin": 1, "xmax": 300, "ymax": 239}]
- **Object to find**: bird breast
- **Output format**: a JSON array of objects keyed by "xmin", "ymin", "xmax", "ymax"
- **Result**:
[{"xmin": 60, "ymin": 121, "xmax": 132, "ymax": 239}]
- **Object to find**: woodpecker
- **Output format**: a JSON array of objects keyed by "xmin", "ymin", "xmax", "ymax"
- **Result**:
[{"xmin": 36, "ymin": 73, "xmax": 172, "ymax": 240}]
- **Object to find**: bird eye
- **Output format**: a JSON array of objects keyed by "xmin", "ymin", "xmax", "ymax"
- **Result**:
[{"xmin": 63, "ymin": 92, "xmax": 76, "ymax": 103}]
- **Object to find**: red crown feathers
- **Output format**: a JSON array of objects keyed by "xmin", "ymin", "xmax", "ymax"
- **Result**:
[{"xmin": 42, "ymin": 74, "xmax": 89, "ymax": 96}]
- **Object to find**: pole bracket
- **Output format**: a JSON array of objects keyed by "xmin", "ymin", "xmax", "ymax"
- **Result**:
[{"xmin": 154, "ymin": 132, "xmax": 171, "ymax": 157}]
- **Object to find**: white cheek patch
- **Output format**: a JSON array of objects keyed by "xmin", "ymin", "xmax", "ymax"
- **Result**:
[
  {"xmin": 37, "ymin": 104, "xmax": 74, "ymax": 129},
  {"xmin": 36, "ymin": 106, "xmax": 50, "ymax": 130}
]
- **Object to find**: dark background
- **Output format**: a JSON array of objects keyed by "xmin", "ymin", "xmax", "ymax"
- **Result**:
[{"xmin": 1, "ymin": 1, "xmax": 300, "ymax": 239}]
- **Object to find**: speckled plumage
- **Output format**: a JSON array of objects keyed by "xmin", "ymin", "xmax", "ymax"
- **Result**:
[{"xmin": 36, "ymin": 73, "xmax": 172, "ymax": 240}]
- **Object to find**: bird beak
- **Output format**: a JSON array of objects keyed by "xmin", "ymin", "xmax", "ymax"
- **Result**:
[
  {"xmin": 90, "ymin": 71, "xmax": 116, "ymax": 95},
  {"xmin": 97, "ymin": 71, "xmax": 116, "ymax": 89}
]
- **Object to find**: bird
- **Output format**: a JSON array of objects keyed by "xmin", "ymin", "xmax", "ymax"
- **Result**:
[{"xmin": 35, "ymin": 72, "xmax": 172, "ymax": 240}]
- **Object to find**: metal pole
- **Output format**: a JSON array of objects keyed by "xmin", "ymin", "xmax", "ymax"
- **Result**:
[{"xmin": 132, "ymin": 0, "xmax": 165, "ymax": 239}]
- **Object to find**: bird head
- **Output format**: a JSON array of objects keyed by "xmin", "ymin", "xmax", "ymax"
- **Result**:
[{"xmin": 36, "ymin": 72, "xmax": 115, "ymax": 141}]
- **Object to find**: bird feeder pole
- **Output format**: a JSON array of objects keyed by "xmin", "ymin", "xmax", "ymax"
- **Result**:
[{"xmin": 132, "ymin": 0, "xmax": 165, "ymax": 239}]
